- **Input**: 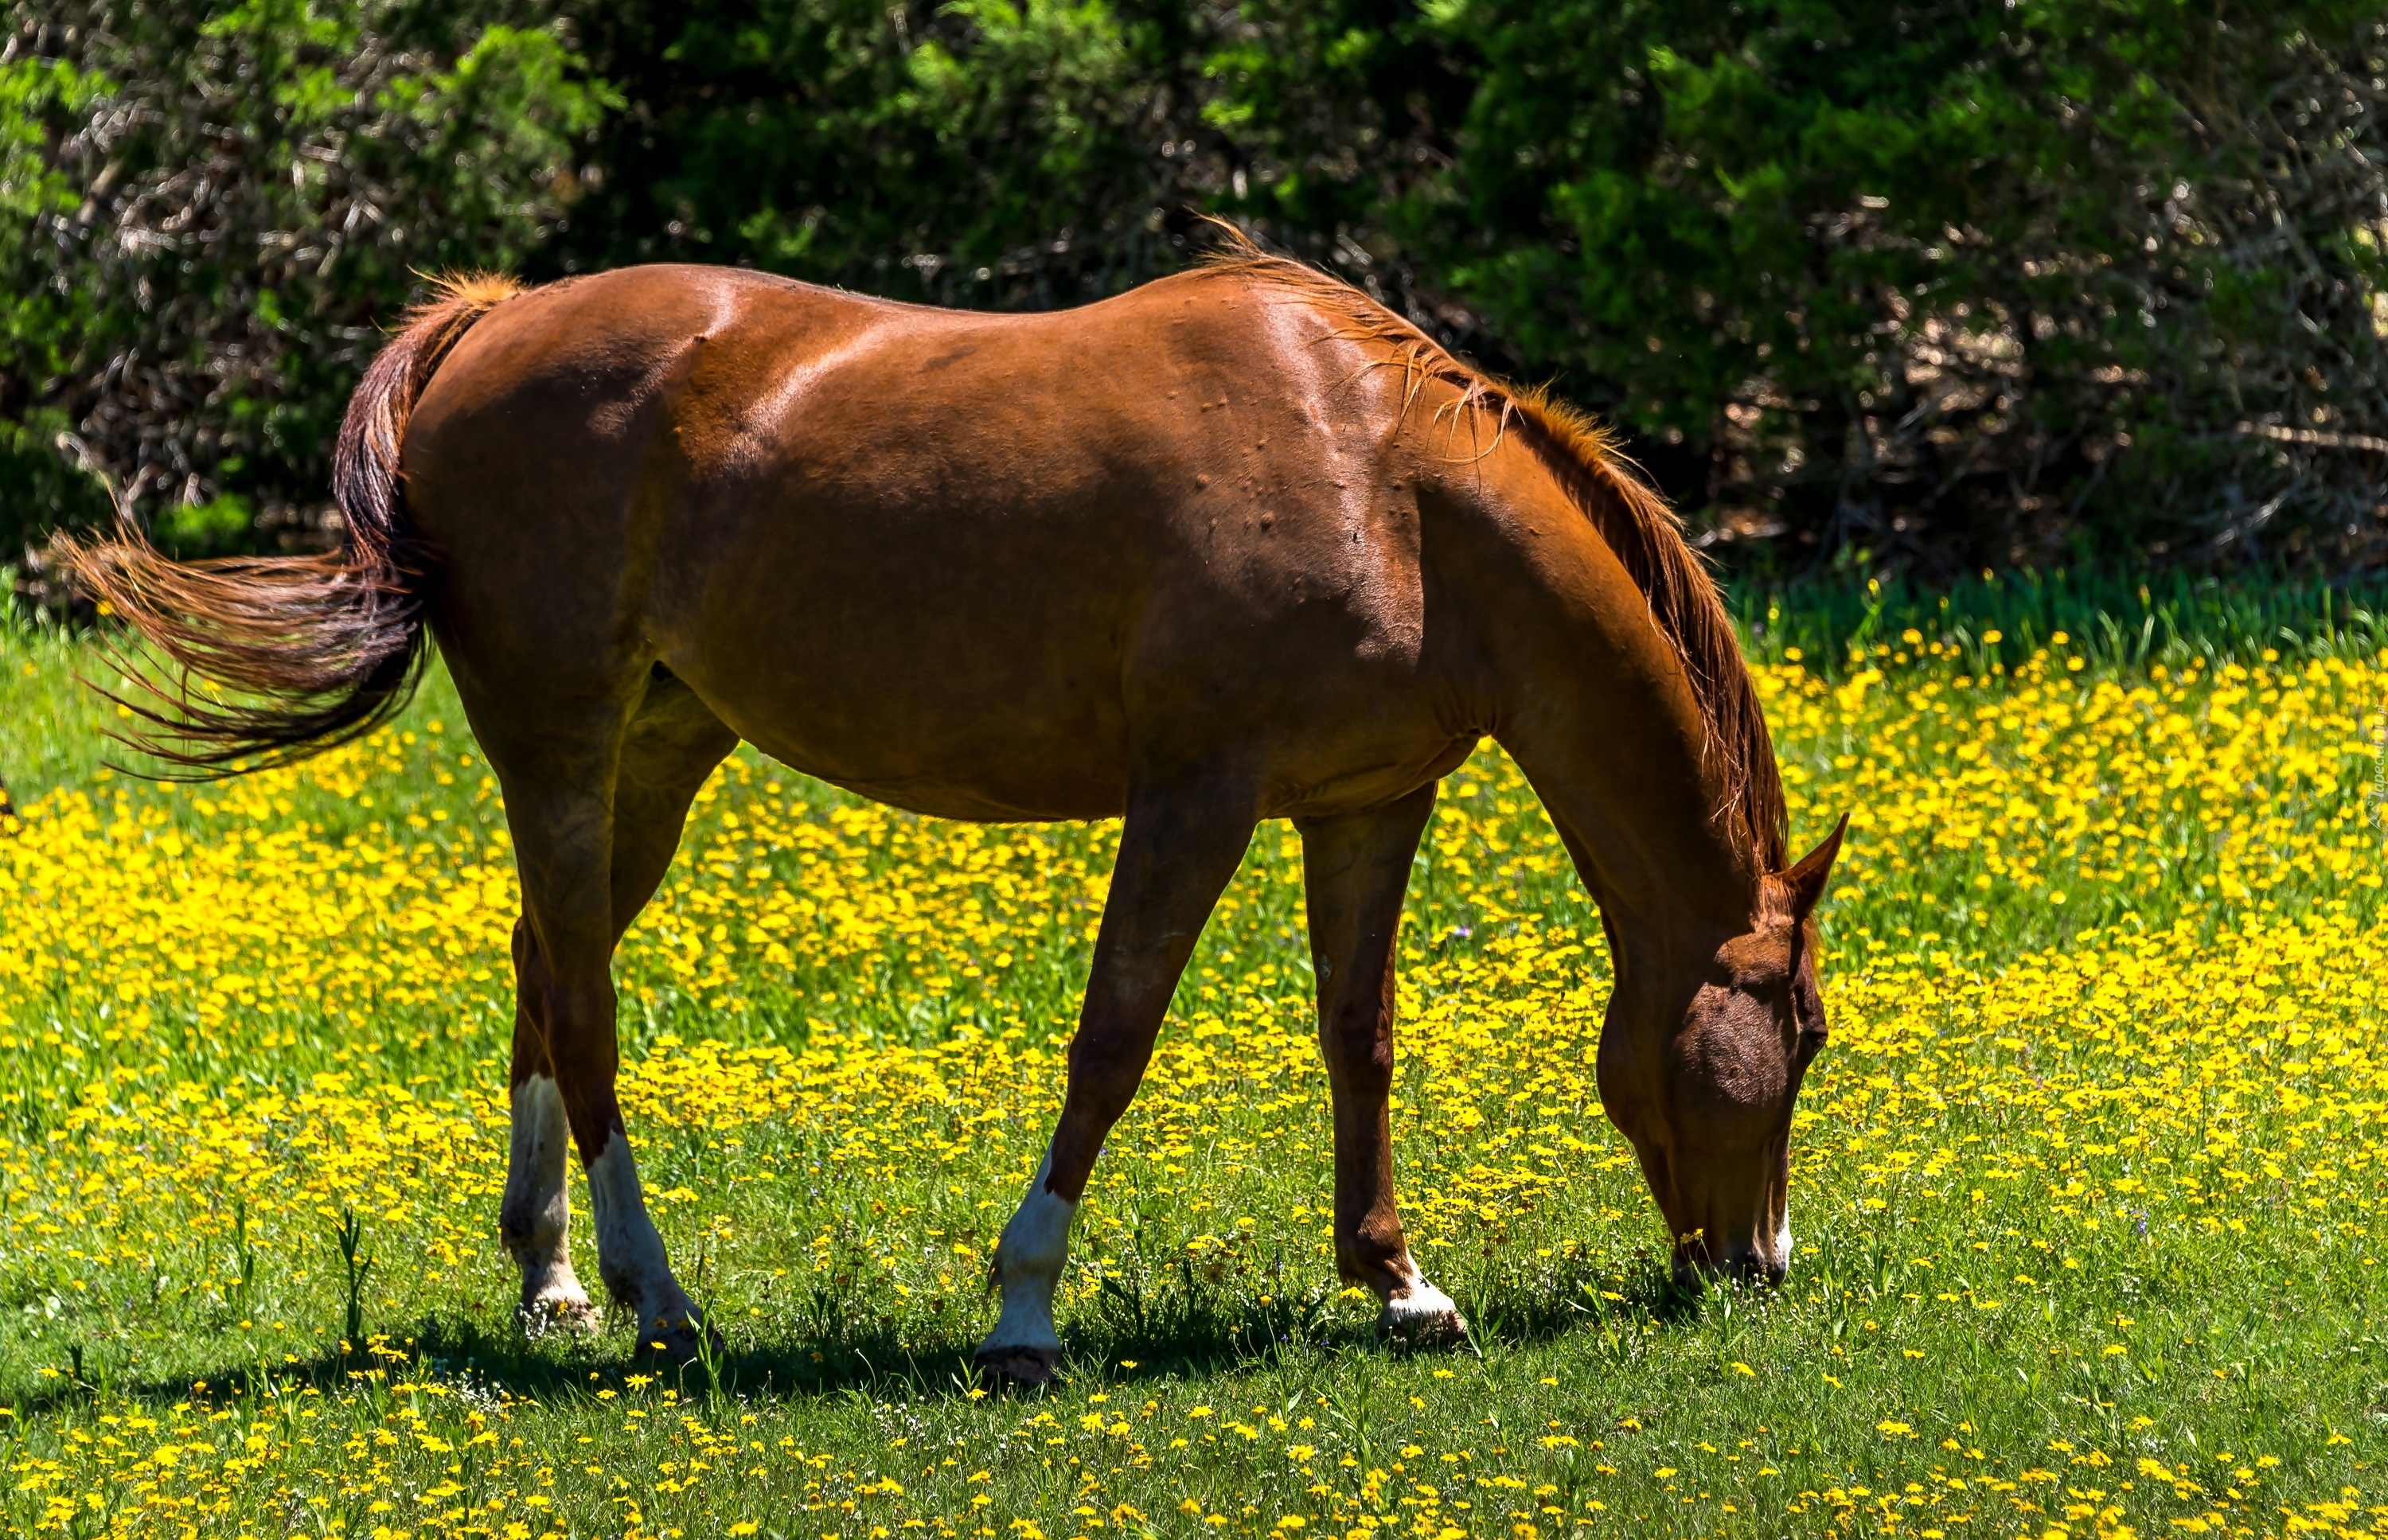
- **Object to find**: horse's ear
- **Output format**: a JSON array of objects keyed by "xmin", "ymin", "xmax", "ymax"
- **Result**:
[{"xmin": 1775, "ymin": 813, "xmax": 1849, "ymax": 921}]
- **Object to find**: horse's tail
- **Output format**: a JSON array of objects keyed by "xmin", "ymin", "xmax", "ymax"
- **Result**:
[{"xmin": 61, "ymin": 274, "xmax": 521, "ymax": 774}]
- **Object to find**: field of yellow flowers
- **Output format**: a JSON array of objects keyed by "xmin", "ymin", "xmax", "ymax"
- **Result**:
[{"xmin": 0, "ymin": 584, "xmax": 2383, "ymax": 1538}]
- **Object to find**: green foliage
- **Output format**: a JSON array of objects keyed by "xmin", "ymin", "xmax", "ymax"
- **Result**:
[
  {"xmin": 0, "ymin": 55, "xmax": 113, "ymax": 554},
  {"xmin": 0, "ymin": 2, "xmax": 611, "ymax": 550},
  {"xmin": 1220, "ymin": 0, "xmax": 2388, "ymax": 569},
  {"xmin": 153, "ymin": 493, "xmax": 259, "ymax": 559},
  {"xmin": 5, "ymin": 1, "xmax": 2386, "ymax": 572},
  {"xmin": 557, "ymin": 0, "xmax": 1212, "ymax": 304}
]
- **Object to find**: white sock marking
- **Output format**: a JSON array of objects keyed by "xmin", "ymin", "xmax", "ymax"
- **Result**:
[
  {"xmin": 501, "ymin": 1076, "xmax": 586, "ymax": 1309},
  {"xmin": 1379, "ymin": 1259, "xmax": 1462, "ymax": 1331},
  {"xmin": 980, "ymin": 1149, "xmax": 1076, "ymax": 1356},
  {"xmin": 585, "ymin": 1130, "xmax": 692, "ymax": 1333}
]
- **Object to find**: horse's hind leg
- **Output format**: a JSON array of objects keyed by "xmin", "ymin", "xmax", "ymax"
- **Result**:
[
  {"xmin": 1296, "ymin": 783, "xmax": 1465, "ymax": 1340},
  {"xmin": 490, "ymin": 670, "xmax": 736, "ymax": 1356},
  {"xmin": 976, "ymin": 786, "xmax": 1255, "ymax": 1384},
  {"xmin": 503, "ymin": 936, "xmax": 595, "ymax": 1331}
]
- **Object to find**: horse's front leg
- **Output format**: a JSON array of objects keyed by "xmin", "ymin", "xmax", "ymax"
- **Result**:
[
  {"xmin": 1297, "ymin": 783, "xmax": 1465, "ymax": 1340},
  {"xmin": 976, "ymin": 786, "xmax": 1257, "ymax": 1385}
]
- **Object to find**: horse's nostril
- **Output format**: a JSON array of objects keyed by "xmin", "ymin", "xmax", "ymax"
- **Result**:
[{"xmin": 1672, "ymin": 1243, "xmax": 1788, "ymax": 1291}]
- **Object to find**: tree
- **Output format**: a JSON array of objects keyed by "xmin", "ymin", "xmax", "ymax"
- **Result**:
[
  {"xmin": 1213, "ymin": 0, "xmax": 2388, "ymax": 571},
  {"xmin": 6, "ymin": 0, "xmax": 2386, "ymax": 575},
  {"xmin": 0, "ymin": 1, "xmax": 609, "ymax": 560},
  {"xmin": 548, "ymin": 0, "xmax": 1229, "ymax": 306}
]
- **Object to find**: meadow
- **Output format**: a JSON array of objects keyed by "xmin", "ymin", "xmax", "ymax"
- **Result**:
[{"xmin": 0, "ymin": 575, "xmax": 2384, "ymax": 1538}]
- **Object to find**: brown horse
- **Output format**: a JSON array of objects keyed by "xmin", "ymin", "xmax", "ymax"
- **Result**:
[{"xmin": 69, "ymin": 236, "xmax": 1843, "ymax": 1382}]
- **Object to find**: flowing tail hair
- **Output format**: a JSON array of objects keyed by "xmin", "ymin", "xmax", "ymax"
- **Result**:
[{"xmin": 60, "ymin": 274, "xmax": 521, "ymax": 775}]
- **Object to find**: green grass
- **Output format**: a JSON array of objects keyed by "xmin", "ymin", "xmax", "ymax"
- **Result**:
[
  {"xmin": 0, "ymin": 589, "xmax": 2382, "ymax": 1538},
  {"xmin": 0, "ymin": 603, "xmax": 119, "ymax": 805},
  {"xmin": 1732, "ymin": 567, "xmax": 2388, "ymax": 676}
]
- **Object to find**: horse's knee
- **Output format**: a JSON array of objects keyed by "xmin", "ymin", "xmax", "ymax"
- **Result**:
[
  {"xmin": 1062, "ymin": 1034, "xmax": 1145, "ymax": 1125},
  {"xmin": 1321, "ymin": 1007, "xmax": 1395, "ymax": 1090},
  {"xmin": 1074, "ymin": 1073, "xmax": 1141, "ymax": 1130}
]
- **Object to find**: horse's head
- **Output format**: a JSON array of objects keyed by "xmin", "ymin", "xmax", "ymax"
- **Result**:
[{"xmin": 1598, "ymin": 814, "xmax": 1846, "ymax": 1288}]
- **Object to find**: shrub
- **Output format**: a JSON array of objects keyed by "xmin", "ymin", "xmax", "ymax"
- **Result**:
[
  {"xmin": 1218, "ymin": 0, "xmax": 2388, "ymax": 571},
  {"xmin": 0, "ymin": 1, "xmax": 610, "ymax": 551},
  {"xmin": 6, "ymin": 1, "xmax": 2385, "ymax": 574}
]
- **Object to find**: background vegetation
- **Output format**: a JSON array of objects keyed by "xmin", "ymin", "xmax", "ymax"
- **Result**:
[{"xmin": 6, "ymin": 0, "xmax": 2388, "ymax": 584}]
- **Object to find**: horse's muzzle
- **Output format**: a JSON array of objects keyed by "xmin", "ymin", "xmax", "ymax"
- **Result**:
[{"xmin": 1672, "ymin": 1235, "xmax": 1790, "ymax": 1290}]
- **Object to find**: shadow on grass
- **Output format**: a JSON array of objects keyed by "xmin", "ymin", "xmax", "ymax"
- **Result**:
[{"xmin": 14, "ymin": 1246, "xmax": 1734, "ymax": 1418}]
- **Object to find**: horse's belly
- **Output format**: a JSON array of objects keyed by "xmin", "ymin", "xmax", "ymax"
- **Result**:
[
  {"xmin": 661, "ymin": 554, "xmax": 1137, "ymax": 821},
  {"xmin": 725, "ymin": 679, "xmax": 1133, "ymax": 823}
]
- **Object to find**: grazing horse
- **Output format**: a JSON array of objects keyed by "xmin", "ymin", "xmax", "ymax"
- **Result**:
[{"xmin": 70, "ymin": 235, "xmax": 1844, "ymax": 1383}]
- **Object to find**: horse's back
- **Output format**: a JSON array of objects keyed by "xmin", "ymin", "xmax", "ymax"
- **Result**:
[{"xmin": 407, "ymin": 263, "xmax": 1488, "ymax": 820}]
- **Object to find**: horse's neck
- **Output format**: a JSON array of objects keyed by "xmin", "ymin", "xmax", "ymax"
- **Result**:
[
  {"xmin": 1514, "ymin": 719, "xmax": 1757, "ymax": 969},
  {"xmin": 1489, "ymin": 561, "xmax": 1761, "ymax": 957}
]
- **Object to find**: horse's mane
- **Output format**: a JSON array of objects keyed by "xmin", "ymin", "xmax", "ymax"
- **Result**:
[{"xmin": 1199, "ymin": 232, "xmax": 1787, "ymax": 873}]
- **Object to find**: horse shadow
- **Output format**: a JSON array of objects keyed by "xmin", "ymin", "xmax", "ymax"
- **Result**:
[{"xmin": 21, "ymin": 1251, "xmax": 1722, "ymax": 1416}]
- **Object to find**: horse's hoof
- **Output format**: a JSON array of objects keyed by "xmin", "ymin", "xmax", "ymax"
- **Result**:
[
  {"xmin": 974, "ymin": 1344, "xmax": 1061, "ymax": 1387},
  {"xmin": 634, "ymin": 1311, "xmax": 719, "ymax": 1370},
  {"xmin": 521, "ymin": 1292, "xmax": 599, "ymax": 1338},
  {"xmin": 1380, "ymin": 1284, "xmax": 1469, "ymax": 1345}
]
